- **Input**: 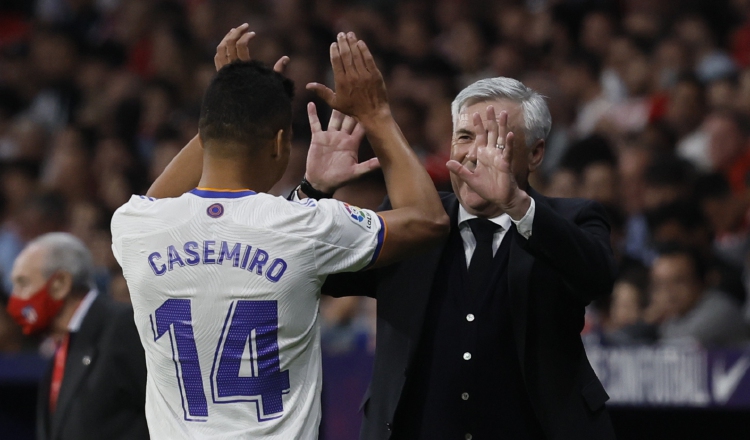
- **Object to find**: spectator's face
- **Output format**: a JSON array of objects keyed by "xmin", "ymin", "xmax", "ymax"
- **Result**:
[
  {"xmin": 30, "ymin": 33, "xmax": 77, "ymax": 82},
  {"xmin": 642, "ymin": 184, "xmax": 681, "ymax": 210},
  {"xmin": 580, "ymin": 163, "xmax": 617, "ymax": 204},
  {"xmin": 610, "ymin": 281, "xmax": 642, "ymax": 329},
  {"xmin": 558, "ymin": 65, "xmax": 589, "ymax": 100},
  {"xmin": 396, "ymin": 18, "xmax": 431, "ymax": 59},
  {"xmin": 581, "ymin": 12, "xmax": 613, "ymax": 56},
  {"xmin": 707, "ymin": 80, "xmax": 736, "ymax": 110},
  {"xmin": 667, "ymin": 82, "xmax": 704, "ymax": 133},
  {"xmin": 650, "ymin": 254, "xmax": 702, "ymax": 318},
  {"xmin": 149, "ymin": 141, "xmax": 182, "ymax": 183},
  {"xmin": 706, "ymin": 115, "xmax": 746, "ymax": 169},
  {"xmin": 618, "ymin": 147, "xmax": 649, "ymax": 214},
  {"xmin": 623, "ymin": 54, "xmax": 651, "ymax": 97},
  {"xmin": 546, "ymin": 169, "xmax": 578, "ymax": 198},
  {"xmin": 451, "ymin": 99, "xmax": 544, "ymax": 217},
  {"xmin": 443, "ymin": 21, "xmax": 485, "ymax": 71},
  {"xmin": 653, "ymin": 39, "xmax": 688, "ymax": 89},
  {"xmin": 701, "ymin": 195, "xmax": 744, "ymax": 234}
]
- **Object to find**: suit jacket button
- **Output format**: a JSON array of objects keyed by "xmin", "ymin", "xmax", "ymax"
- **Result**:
[
  {"xmin": 82, "ymin": 356, "xmax": 91, "ymax": 366},
  {"xmin": 385, "ymin": 422, "xmax": 392, "ymax": 431}
]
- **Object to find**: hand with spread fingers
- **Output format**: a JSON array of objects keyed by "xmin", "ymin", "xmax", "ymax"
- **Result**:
[
  {"xmin": 446, "ymin": 105, "xmax": 531, "ymax": 219},
  {"xmin": 214, "ymin": 23, "xmax": 289, "ymax": 73},
  {"xmin": 304, "ymin": 103, "xmax": 380, "ymax": 194},
  {"xmin": 306, "ymin": 32, "xmax": 389, "ymax": 122}
]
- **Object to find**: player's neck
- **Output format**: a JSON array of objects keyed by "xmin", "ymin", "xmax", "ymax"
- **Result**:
[{"xmin": 198, "ymin": 155, "xmax": 275, "ymax": 193}]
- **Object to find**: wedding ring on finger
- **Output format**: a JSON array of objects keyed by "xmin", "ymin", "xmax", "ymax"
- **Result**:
[{"xmin": 495, "ymin": 142, "xmax": 504, "ymax": 150}]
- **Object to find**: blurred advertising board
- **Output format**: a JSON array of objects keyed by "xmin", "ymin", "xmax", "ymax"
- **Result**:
[{"xmin": 586, "ymin": 344, "xmax": 750, "ymax": 408}]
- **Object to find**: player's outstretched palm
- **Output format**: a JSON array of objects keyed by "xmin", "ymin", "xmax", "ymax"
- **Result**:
[
  {"xmin": 214, "ymin": 23, "xmax": 289, "ymax": 73},
  {"xmin": 447, "ymin": 107, "xmax": 522, "ymax": 210},
  {"xmin": 305, "ymin": 103, "xmax": 380, "ymax": 193},
  {"xmin": 306, "ymin": 32, "xmax": 389, "ymax": 121}
]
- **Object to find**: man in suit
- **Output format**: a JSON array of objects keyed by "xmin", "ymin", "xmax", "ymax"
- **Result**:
[
  {"xmin": 321, "ymin": 77, "xmax": 617, "ymax": 439},
  {"xmin": 6, "ymin": 232, "xmax": 148, "ymax": 440}
]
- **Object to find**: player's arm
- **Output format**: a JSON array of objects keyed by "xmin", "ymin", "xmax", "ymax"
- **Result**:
[
  {"xmin": 146, "ymin": 25, "xmax": 289, "ymax": 198},
  {"xmin": 307, "ymin": 33, "xmax": 449, "ymax": 268}
]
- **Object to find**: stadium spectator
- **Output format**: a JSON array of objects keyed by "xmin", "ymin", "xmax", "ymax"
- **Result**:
[
  {"xmin": 650, "ymin": 244, "xmax": 749, "ymax": 347},
  {"xmin": 603, "ymin": 265, "xmax": 657, "ymax": 345},
  {"xmin": 6, "ymin": 233, "xmax": 148, "ymax": 440}
]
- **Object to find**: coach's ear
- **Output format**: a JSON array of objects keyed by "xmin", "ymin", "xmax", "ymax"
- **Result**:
[{"xmin": 527, "ymin": 139, "xmax": 545, "ymax": 172}]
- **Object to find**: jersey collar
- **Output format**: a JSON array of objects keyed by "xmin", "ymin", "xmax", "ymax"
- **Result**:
[{"xmin": 189, "ymin": 187, "xmax": 257, "ymax": 199}]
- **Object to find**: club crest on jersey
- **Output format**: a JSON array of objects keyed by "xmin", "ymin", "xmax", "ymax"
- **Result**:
[
  {"xmin": 342, "ymin": 203, "xmax": 373, "ymax": 230},
  {"xmin": 22, "ymin": 306, "xmax": 38, "ymax": 323},
  {"xmin": 207, "ymin": 203, "xmax": 224, "ymax": 218}
]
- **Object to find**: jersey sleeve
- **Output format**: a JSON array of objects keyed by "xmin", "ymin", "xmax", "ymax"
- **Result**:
[{"xmin": 307, "ymin": 199, "xmax": 386, "ymax": 275}]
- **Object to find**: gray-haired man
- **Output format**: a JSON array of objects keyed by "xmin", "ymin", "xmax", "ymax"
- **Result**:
[
  {"xmin": 7, "ymin": 233, "xmax": 148, "ymax": 440},
  {"xmin": 321, "ymin": 77, "xmax": 617, "ymax": 439}
]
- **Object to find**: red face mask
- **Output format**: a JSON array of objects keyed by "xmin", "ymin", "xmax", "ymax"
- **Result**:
[{"xmin": 6, "ymin": 280, "xmax": 64, "ymax": 335}]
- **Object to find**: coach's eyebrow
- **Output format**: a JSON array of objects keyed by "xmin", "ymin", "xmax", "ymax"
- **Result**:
[{"xmin": 454, "ymin": 128, "xmax": 474, "ymax": 137}]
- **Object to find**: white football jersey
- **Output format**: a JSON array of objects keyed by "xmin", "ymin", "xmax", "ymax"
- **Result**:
[{"xmin": 111, "ymin": 188, "xmax": 385, "ymax": 439}]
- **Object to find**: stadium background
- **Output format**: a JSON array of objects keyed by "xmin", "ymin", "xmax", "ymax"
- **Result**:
[{"xmin": 2, "ymin": 0, "xmax": 750, "ymax": 438}]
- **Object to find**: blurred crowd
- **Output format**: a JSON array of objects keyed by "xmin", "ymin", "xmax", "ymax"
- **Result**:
[{"xmin": 2, "ymin": 0, "xmax": 750, "ymax": 354}]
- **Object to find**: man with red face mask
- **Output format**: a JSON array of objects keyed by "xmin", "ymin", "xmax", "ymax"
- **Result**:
[{"xmin": 7, "ymin": 232, "xmax": 149, "ymax": 440}]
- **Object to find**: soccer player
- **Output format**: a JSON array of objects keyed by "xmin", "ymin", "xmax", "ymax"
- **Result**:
[{"xmin": 110, "ymin": 29, "xmax": 448, "ymax": 439}]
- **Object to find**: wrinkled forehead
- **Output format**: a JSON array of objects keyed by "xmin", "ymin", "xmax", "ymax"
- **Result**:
[
  {"xmin": 11, "ymin": 244, "xmax": 47, "ymax": 278},
  {"xmin": 454, "ymin": 98, "xmax": 524, "ymax": 130}
]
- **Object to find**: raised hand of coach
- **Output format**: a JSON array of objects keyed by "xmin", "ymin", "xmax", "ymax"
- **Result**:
[{"xmin": 446, "ymin": 105, "xmax": 531, "ymax": 221}]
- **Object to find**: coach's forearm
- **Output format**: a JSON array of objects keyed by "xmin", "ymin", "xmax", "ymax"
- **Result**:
[{"xmin": 147, "ymin": 135, "xmax": 204, "ymax": 198}]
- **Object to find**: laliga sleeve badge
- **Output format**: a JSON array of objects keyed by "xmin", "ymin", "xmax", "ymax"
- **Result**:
[
  {"xmin": 342, "ymin": 203, "xmax": 373, "ymax": 230},
  {"xmin": 207, "ymin": 203, "xmax": 224, "ymax": 218}
]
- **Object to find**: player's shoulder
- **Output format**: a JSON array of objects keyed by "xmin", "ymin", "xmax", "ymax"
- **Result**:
[
  {"xmin": 113, "ymin": 194, "xmax": 184, "ymax": 218},
  {"xmin": 111, "ymin": 194, "xmax": 191, "ymax": 236},
  {"xmin": 235, "ymin": 193, "xmax": 377, "ymax": 235}
]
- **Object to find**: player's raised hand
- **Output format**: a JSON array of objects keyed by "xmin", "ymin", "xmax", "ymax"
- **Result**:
[
  {"xmin": 306, "ymin": 32, "xmax": 388, "ymax": 121},
  {"xmin": 446, "ymin": 106, "xmax": 529, "ymax": 217},
  {"xmin": 214, "ymin": 24, "xmax": 290, "ymax": 73},
  {"xmin": 304, "ymin": 102, "xmax": 380, "ymax": 193}
]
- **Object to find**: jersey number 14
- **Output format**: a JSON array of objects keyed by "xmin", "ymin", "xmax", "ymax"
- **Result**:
[{"xmin": 151, "ymin": 299, "xmax": 290, "ymax": 422}]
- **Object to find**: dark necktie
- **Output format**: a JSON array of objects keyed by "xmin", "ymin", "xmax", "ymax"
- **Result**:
[{"xmin": 467, "ymin": 218, "xmax": 502, "ymax": 295}]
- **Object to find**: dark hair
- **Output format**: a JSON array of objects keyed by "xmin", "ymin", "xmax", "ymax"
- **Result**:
[
  {"xmin": 654, "ymin": 242, "xmax": 707, "ymax": 282},
  {"xmin": 643, "ymin": 155, "xmax": 694, "ymax": 188},
  {"xmin": 694, "ymin": 172, "xmax": 731, "ymax": 201},
  {"xmin": 199, "ymin": 60, "xmax": 294, "ymax": 155},
  {"xmin": 566, "ymin": 50, "xmax": 602, "ymax": 79},
  {"xmin": 674, "ymin": 72, "xmax": 706, "ymax": 95},
  {"xmin": 645, "ymin": 200, "xmax": 706, "ymax": 232},
  {"xmin": 560, "ymin": 134, "xmax": 616, "ymax": 174},
  {"xmin": 616, "ymin": 263, "xmax": 649, "ymax": 308}
]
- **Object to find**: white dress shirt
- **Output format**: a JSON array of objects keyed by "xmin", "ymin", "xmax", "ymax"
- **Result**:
[
  {"xmin": 458, "ymin": 198, "xmax": 536, "ymax": 267},
  {"xmin": 68, "ymin": 289, "xmax": 98, "ymax": 332}
]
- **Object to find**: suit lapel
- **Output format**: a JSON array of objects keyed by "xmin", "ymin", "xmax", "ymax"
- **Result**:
[
  {"xmin": 50, "ymin": 296, "xmax": 106, "ymax": 438},
  {"xmin": 403, "ymin": 194, "xmax": 458, "ymax": 360},
  {"xmin": 508, "ymin": 234, "xmax": 533, "ymax": 373},
  {"xmin": 508, "ymin": 187, "xmax": 547, "ymax": 374}
]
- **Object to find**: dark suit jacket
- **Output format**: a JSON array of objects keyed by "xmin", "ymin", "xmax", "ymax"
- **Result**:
[
  {"xmin": 325, "ymin": 189, "xmax": 617, "ymax": 440},
  {"xmin": 37, "ymin": 294, "xmax": 149, "ymax": 440}
]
